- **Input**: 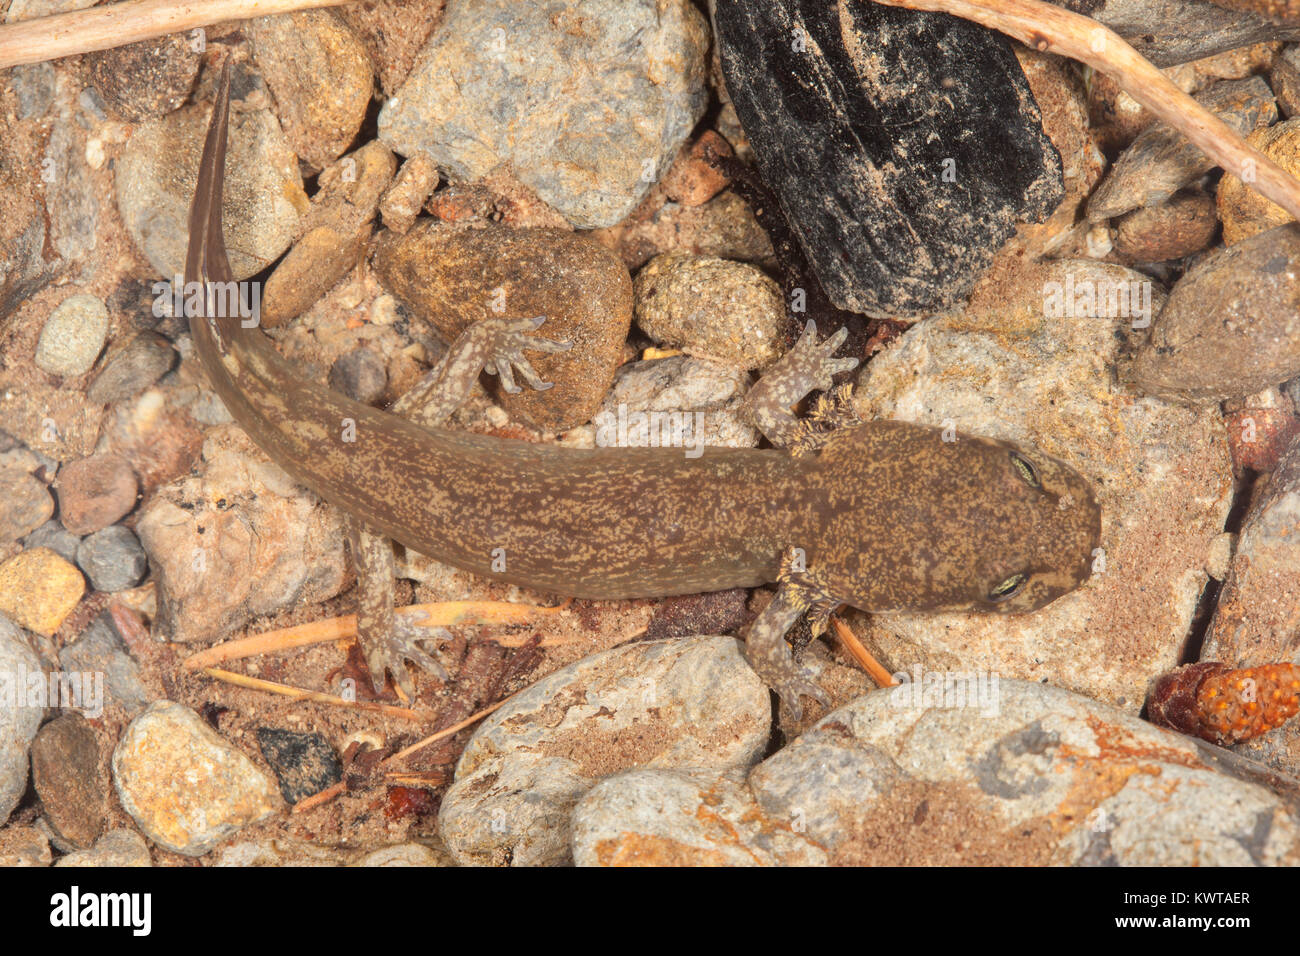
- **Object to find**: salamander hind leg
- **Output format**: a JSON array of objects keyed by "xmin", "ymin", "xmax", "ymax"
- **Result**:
[
  {"xmin": 740, "ymin": 320, "xmax": 859, "ymax": 450},
  {"xmin": 348, "ymin": 518, "xmax": 453, "ymax": 697},
  {"xmin": 745, "ymin": 555, "xmax": 836, "ymax": 720}
]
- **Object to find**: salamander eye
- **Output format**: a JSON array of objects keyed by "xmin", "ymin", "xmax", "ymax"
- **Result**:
[
  {"xmin": 1010, "ymin": 451, "xmax": 1040, "ymax": 488},
  {"xmin": 988, "ymin": 573, "xmax": 1028, "ymax": 603}
]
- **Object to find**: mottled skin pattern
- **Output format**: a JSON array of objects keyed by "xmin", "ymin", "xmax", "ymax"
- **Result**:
[{"xmin": 186, "ymin": 63, "xmax": 1102, "ymax": 716}]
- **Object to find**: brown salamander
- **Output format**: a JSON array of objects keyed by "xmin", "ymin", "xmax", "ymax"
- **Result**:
[{"xmin": 185, "ymin": 62, "xmax": 1100, "ymax": 716}]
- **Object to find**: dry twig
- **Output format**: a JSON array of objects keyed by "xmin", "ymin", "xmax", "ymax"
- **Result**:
[
  {"xmin": 198, "ymin": 666, "xmax": 429, "ymax": 721},
  {"xmin": 0, "ymin": 0, "xmax": 344, "ymax": 69},
  {"xmin": 830, "ymin": 615, "xmax": 898, "ymax": 688},
  {"xmin": 181, "ymin": 599, "xmax": 570, "ymax": 671}
]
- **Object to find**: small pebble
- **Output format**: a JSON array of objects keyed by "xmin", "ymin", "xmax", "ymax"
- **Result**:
[
  {"xmin": 1112, "ymin": 190, "xmax": 1219, "ymax": 263},
  {"xmin": 0, "ymin": 548, "xmax": 85, "ymax": 637},
  {"xmin": 634, "ymin": 253, "xmax": 785, "ymax": 369},
  {"xmin": 1224, "ymin": 393, "xmax": 1300, "ymax": 472},
  {"xmin": 1218, "ymin": 118, "xmax": 1300, "ymax": 244},
  {"xmin": 112, "ymin": 701, "xmax": 281, "ymax": 857},
  {"xmin": 1087, "ymin": 77, "xmax": 1275, "ymax": 221},
  {"xmin": 246, "ymin": 9, "xmax": 373, "ymax": 168},
  {"xmin": 1272, "ymin": 45, "xmax": 1300, "ymax": 117},
  {"xmin": 35, "ymin": 294, "xmax": 110, "ymax": 377},
  {"xmin": 22, "ymin": 521, "xmax": 79, "ymax": 563},
  {"xmin": 328, "ymin": 347, "xmax": 388, "ymax": 405},
  {"xmin": 31, "ymin": 712, "xmax": 106, "ymax": 850},
  {"xmin": 378, "ymin": 152, "xmax": 440, "ymax": 235},
  {"xmin": 11, "ymin": 61, "xmax": 56, "ymax": 120},
  {"xmin": 255, "ymin": 728, "xmax": 342, "ymax": 805},
  {"xmin": 354, "ymin": 844, "xmax": 449, "ymax": 867},
  {"xmin": 86, "ymin": 332, "xmax": 176, "ymax": 404},
  {"xmin": 0, "ymin": 468, "xmax": 53, "ymax": 545},
  {"xmin": 54, "ymin": 829, "xmax": 152, "ymax": 867},
  {"xmin": 83, "ymin": 32, "xmax": 200, "ymax": 121},
  {"xmin": 645, "ymin": 588, "xmax": 749, "ymax": 642},
  {"xmin": 261, "ymin": 141, "xmax": 396, "ymax": 328},
  {"xmin": 55, "ymin": 453, "xmax": 137, "ymax": 535},
  {"xmin": 0, "ymin": 615, "xmax": 43, "ymax": 823},
  {"xmin": 76, "ymin": 524, "xmax": 148, "ymax": 592},
  {"xmin": 0, "ymin": 825, "xmax": 51, "ymax": 867},
  {"xmin": 1129, "ymin": 224, "xmax": 1300, "ymax": 402},
  {"xmin": 660, "ymin": 131, "xmax": 734, "ymax": 207},
  {"xmin": 59, "ymin": 612, "xmax": 153, "ymax": 715}
]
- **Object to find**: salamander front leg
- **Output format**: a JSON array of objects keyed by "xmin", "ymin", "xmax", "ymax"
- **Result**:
[
  {"xmin": 740, "ymin": 319, "xmax": 859, "ymax": 450},
  {"xmin": 397, "ymin": 315, "xmax": 572, "ymax": 427},
  {"xmin": 745, "ymin": 553, "xmax": 837, "ymax": 720}
]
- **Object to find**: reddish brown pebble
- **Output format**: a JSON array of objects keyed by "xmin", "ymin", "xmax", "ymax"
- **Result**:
[
  {"xmin": 1148, "ymin": 661, "xmax": 1227, "ymax": 740},
  {"xmin": 1225, "ymin": 403, "xmax": 1300, "ymax": 471},
  {"xmin": 426, "ymin": 184, "xmax": 495, "ymax": 223},
  {"xmin": 660, "ymin": 131, "xmax": 734, "ymax": 206},
  {"xmin": 1113, "ymin": 190, "xmax": 1219, "ymax": 263},
  {"xmin": 55, "ymin": 454, "xmax": 137, "ymax": 536}
]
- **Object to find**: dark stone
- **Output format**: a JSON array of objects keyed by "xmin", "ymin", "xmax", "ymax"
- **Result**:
[
  {"xmin": 715, "ymin": 0, "xmax": 1063, "ymax": 318},
  {"xmin": 30, "ymin": 712, "xmax": 107, "ymax": 851},
  {"xmin": 59, "ymin": 612, "xmax": 154, "ymax": 715},
  {"xmin": 328, "ymin": 347, "xmax": 389, "ymax": 406},
  {"xmin": 84, "ymin": 32, "xmax": 201, "ymax": 122},
  {"xmin": 76, "ymin": 524, "xmax": 149, "ymax": 592},
  {"xmin": 256, "ymin": 728, "xmax": 343, "ymax": 805},
  {"xmin": 86, "ymin": 332, "xmax": 177, "ymax": 405},
  {"xmin": 645, "ymin": 588, "xmax": 750, "ymax": 642}
]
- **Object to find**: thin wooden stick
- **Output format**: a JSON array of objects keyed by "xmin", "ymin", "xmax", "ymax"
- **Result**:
[
  {"xmin": 829, "ymin": 615, "xmax": 898, "ymax": 688},
  {"xmin": 198, "ymin": 666, "xmax": 428, "ymax": 721},
  {"xmin": 873, "ymin": 0, "xmax": 1300, "ymax": 223},
  {"xmin": 181, "ymin": 598, "xmax": 569, "ymax": 671},
  {"xmin": 291, "ymin": 780, "xmax": 344, "ymax": 813},
  {"xmin": 388, "ymin": 697, "xmax": 512, "ymax": 762},
  {"xmin": 0, "ymin": 0, "xmax": 345, "ymax": 69}
]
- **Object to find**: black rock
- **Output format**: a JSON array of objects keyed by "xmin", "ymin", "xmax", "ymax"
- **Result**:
[
  {"xmin": 715, "ymin": 0, "xmax": 1063, "ymax": 318},
  {"xmin": 256, "ymin": 728, "xmax": 343, "ymax": 806}
]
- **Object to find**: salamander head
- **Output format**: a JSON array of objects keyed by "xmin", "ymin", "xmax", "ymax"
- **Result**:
[{"xmin": 814, "ymin": 421, "xmax": 1101, "ymax": 614}]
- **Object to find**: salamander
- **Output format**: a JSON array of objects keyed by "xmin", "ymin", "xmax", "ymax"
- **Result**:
[{"xmin": 184, "ymin": 61, "xmax": 1101, "ymax": 717}]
